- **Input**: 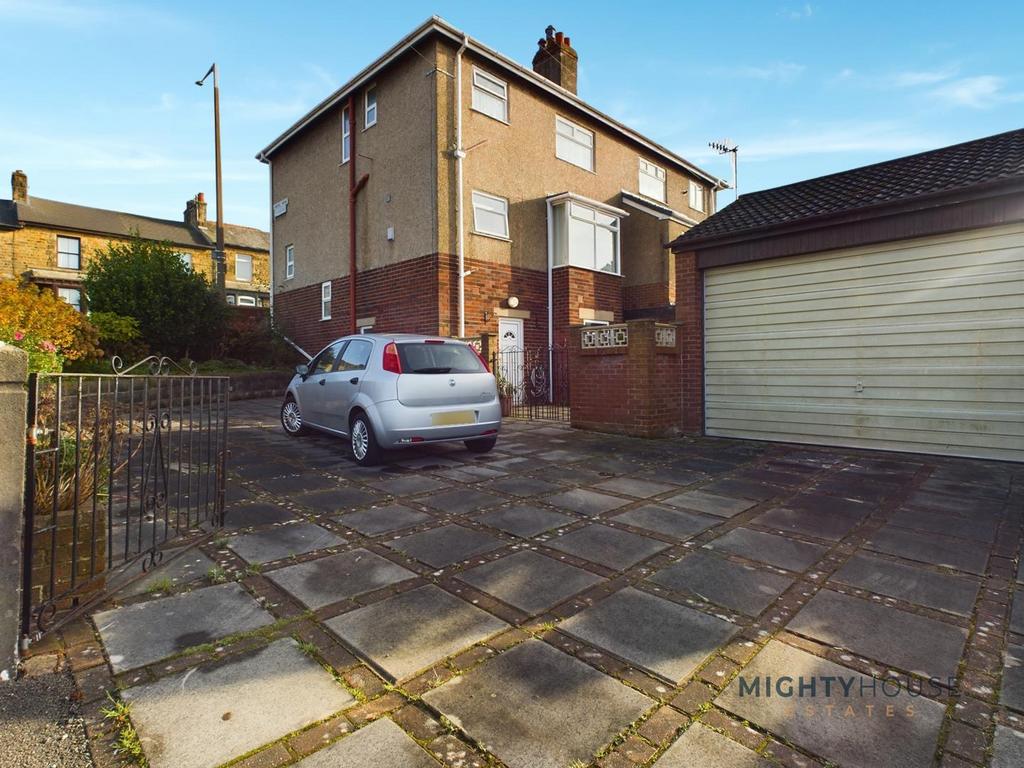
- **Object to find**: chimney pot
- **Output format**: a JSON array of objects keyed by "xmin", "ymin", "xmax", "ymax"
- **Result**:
[
  {"xmin": 531, "ymin": 26, "xmax": 578, "ymax": 95},
  {"xmin": 184, "ymin": 193, "xmax": 208, "ymax": 227},
  {"xmin": 555, "ymin": 31, "xmax": 564, "ymax": 45},
  {"xmin": 564, "ymin": 36, "xmax": 571, "ymax": 47},
  {"xmin": 11, "ymin": 169, "xmax": 28, "ymax": 204}
]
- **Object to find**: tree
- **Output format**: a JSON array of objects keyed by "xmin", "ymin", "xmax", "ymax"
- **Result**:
[
  {"xmin": 83, "ymin": 235, "xmax": 226, "ymax": 359},
  {"xmin": 0, "ymin": 279, "xmax": 100, "ymax": 372}
]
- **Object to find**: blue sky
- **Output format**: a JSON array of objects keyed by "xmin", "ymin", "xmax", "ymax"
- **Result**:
[{"xmin": 1, "ymin": 0, "xmax": 1021, "ymax": 229}]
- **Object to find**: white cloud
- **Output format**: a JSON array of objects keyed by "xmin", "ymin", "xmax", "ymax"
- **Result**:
[
  {"xmin": 929, "ymin": 75, "xmax": 1024, "ymax": 108},
  {"xmin": 831, "ymin": 64, "xmax": 959, "ymax": 89},
  {"xmin": 780, "ymin": 3, "xmax": 814, "ymax": 19},
  {"xmin": 716, "ymin": 62, "xmax": 806, "ymax": 83}
]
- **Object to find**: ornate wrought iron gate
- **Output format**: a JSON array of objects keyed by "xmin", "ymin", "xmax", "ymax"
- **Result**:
[
  {"xmin": 20, "ymin": 357, "xmax": 229, "ymax": 638},
  {"xmin": 492, "ymin": 345, "xmax": 570, "ymax": 422}
]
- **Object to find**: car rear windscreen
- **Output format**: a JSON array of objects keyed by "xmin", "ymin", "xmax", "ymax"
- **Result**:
[{"xmin": 397, "ymin": 343, "xmax": 485, "ymax": 374}]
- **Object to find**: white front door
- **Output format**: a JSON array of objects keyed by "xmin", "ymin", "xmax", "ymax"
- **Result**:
[{"xmin": 498, "ymin": 317, "xmax": 524, "ymax": 398}]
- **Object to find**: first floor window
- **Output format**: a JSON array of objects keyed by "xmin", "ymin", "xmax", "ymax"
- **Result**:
[
  {"xmin": 179, "ymin": 252, "xmax": 192, "ymax": 270},
  {"xmin": 235, "ymin": 254, "xmax": 253, "ymax": 282},
  {"xmin": 57, "ymin": 287, "xmax": 81, "ymax": 311},
  {"xmin": 236, "ymin": 295, "xmax": 257, "ymax": 306},
  {"xmin": 639, "ymin": 159, "xmax": 667, "ymax": 202},
  {"xmin": 552, "ymin": 200, "xmax": 620, "ymax": 274},
  {"xmin": 689, "ymin": 180, "xmax": 705, "ymax": 213},
  {"xmin": 285, "ymin": 244, "xmax": 295, "ymax": 279},
  {"xmin": 321, "ymin": 281, "xmax": 331, "ymax": 320},
  {"xmin": 555, "ymin": 116, "xmax": 594, "ymax": 171},
  {"xmin": 57, "ymin": 236, "xmax": 80, "ymax": 269},
  {"xmin": 364, "ymin": 85, "xmax": 377, "ymax": 127},
  {"xmin": 472, "ymin": 68, "xmax": 508, "ymax": 122},
  {"xmin": 471, "ymin": 191, "xmax": 509, "ymax": 238},
  {"xmin": 341, "ymin": 106, "xmax": 351, "ymax": 163}
]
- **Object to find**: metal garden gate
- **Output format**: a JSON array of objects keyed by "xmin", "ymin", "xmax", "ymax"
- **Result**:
[
  {"xmin": 492, "ymin": 344, "xmax": 570, "ymax": 422},
  {"xmin": 20, "ymin": 356, "xmax": 229, "ymax": 638}
]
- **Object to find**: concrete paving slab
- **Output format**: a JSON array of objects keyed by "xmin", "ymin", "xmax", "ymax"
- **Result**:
[
  {"xmin": 267, "ymin": 549, "xmax": 415, "ymax": 609},
  {"xmin": 487, "ymin": 476, "xmax": 563, "ymax": 498},
  {"xmin": 1002, "ymin": 643, "xmax": 1024, "ymax": 711},
  {"xmin": 123, "ymin": 639, "xmax": 354, "ymax": 768},
  {"xmin": 547, "ymin": 524, "xmax": 669, "ymax": 570},
  {"xmin": 753, "ymin": 505, "xmax": 866, "ymax": 541},
  {"xmin": 457, "ymin": 550, "xmax": 603, "ymax": 614},
  {"xmin": 993, "ymin": 725, "xmax": 1024, "ymax": 768},
  {"xmin": 324, "ymin": 584, "xmax": 507, "ymax": 680},
  {"xmin": 788, "ymin": 589, "xmax": 966, "ymax": 680},
  {"xmin": 889, "ymin": 508, "xmax": 998, "ymax": 543},
  {"xmin": 257, "ymin": 473, "xmax": 336, "ymax": 494},
  {"xmin": 785, "ymin": 492, "xmax": 873, "ymax": 516},
  {"xmin": 368, "ymin": 475, "xmax": 449, "ymax": 496},
  {"xmin": 119, "ymin": 549, "xmax": 216, "ymax": 597},
  {"xmin": 699, "ymin": 477, "xmax": 783, "ymax": 502},
  {"xmin": 613, "ymin": 505, "xmax": 719, "ymax": 540},
  {"xmin": 336, "ymin": 503, "xmax": 432, "ymax": 535},
  {"xmin": 663, "ymin": 490, "xmax": 757, "ymax": 518},
  {"xmin": 1012, "ymin": 591, "xmax": 1024, "ymax": 635},
  {"xmin": 594, "ymin": 477, "xmax": 677, "ymax": 498},
  {"xmin": 423, "ymin": 639, "xmax": 651, "ymax": 768},
  {"xmin": 653, "ymin": 723, "xmax": 762, "ymax": 767},
  {"xmin": 544, "ymin": 488, "xmax": 631, "ymax": 516},
  {"xmin": 865, "ymin": 526, "xmax": 989, "ymax": 574},
  {"xmin": 223, "ymin": 502, "xmax": 300, "ymax": 531},
  {"xmin": 294, "ymin": 486, "xmax": 383, "ymax": 512},
  {"xmin": 831, "ymin": 552, "xmax": 979, "ymax": 616},
  {"xmin": 95, "ymin": 582, "xmax": 276, "ymax": 673},
  {"xmin": 419, "ymin": 488, "xmax": 507, "ymax": 514},
  {"xmin": 718, "ymin": 641, "xmax": 945, "ymax": 768},
  {"xmin": 387, "ymin": 524, "xmax": 504, "ymax": 567},
  {"xmin": 649, "ymin": 550, "xmax": 793, "ymax": 616},
  {"xmin": 228, "ymin": 522, "xmax": 344, "ymax": 564},
  {"xmin": 561, "ymin": 587, "xmax": 738, "ymax": 681},
  {"xmin": 294, "ymin": 718, "xmax": 437, "ymax": 767},
  {"xmin": 708, "ymin": 528, "xmax": 827, "ymax": 572},
  {"xmin": 475, "ymin": 505, "xmax": 574, "ymax": 537}
]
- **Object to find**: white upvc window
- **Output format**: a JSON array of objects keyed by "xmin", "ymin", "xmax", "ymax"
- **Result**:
[
  {"xmin": 57, "ymin": 287, "xmax": 81, "ymax": 311},
  {"xmin": 364, "ymin": 85, "xmax": 377, "ymax": 128},
  {"xmin": 555, "ymin": 116, "xmax": 594, "ymax": 171},
  {"xmin": 321, "ymin": 281, "xmax": 331, "ymax": 320},
  {"xmin": 57, "ymin": 236, "xmax": 80, "ymax": 269},
  {"xmin": 689, "ymin": 180, "xmax": 705, "ymax": 213},
  {"xmin": 285, "ymin": 244, "xmax": 295, "ymax": 279},
  {"xmin": 552, "ymin": 200, "xmax": 620, "ymax": 274},
  {"xmin": 236, "ymin": 295, "xmax": 257, "ymax": 307},
  {"xmin": 235, "ymin": 254, "xmax": 253, "ymax": 282},
  {"xmin": 226, "ymin": 294, "xmax": 236, "ymax": 305},
  {"xmin": 471, "ymin": 68, "xmax": 508, "ymax": 122},
  {"xmin": 639, "ymin": 159, "xmax": 667, "ymax": 203},
  {"xmin": 179, "ymin": 252, "xmax": 192, "ymax": 270},
  {"xmin": 471, "ymin": 191, "xmax": 509, "ymax": 239},
  {"xmin": 341, "ymin": 106, "xmax": 351, "ymax": 163}
]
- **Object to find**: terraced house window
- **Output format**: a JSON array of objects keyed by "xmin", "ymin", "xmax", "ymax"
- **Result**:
[
  {"xmin": 472, "ymin": 68, "xmax": 508, "ymax": 122},
  {"xmin": 342, "ymin": 106, "xmax": 351, "ymax": 163},
  {"xmin": 57, "ymin": 236, "xmax": 80, "ymax": 269},
  {"xmin": 57, "ymin": 287, "xmax": 81, "ymax": 311},
  {"xmin": 552, "ymin": 200, "xmax": 620, "ymax": 274},
  {"xmin": 236, "ymin": 295, "xmax": 256, "ymax": 307},
  {"xmin": 321, "ymin": 281, "xmax": 331, "ymax": 320},
  {"xmin": 639, "ymin": 159, "xmax": 666, "ymax": 202},
  {"xmin": 555, "ymin": 116, "xmax": 594, "ymax": 171},
  {"xmin": 471, "ymin": 191, "xmax": 509, "ymax": 238},
  {"xmin": 179, "ymin": 252, "xmax": 192, "ymax": 270},
  {"xmin": 235, "ymin": 254, "xmax": 252, "ymax": 282},
  {"xmin": 365, "ymin": 85, "xmax": 377, "ymax": 127},
  {"xmin": 285, "ymin": 244, "xmax": 295, "ymax": 279},
  {"xmin": 689, "ymin": 180, "xmax": 705, "ymax": 213}
]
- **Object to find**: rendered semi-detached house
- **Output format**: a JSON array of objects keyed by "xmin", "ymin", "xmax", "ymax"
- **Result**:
[{"xmin": 257, "ymin": 17, "xmax": 725, "ymax": 355}]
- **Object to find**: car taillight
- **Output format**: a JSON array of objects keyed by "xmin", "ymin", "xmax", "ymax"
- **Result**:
[
  {"xmin": 382, "ymin": 342, "xmax": 402, "ymax": 374},
  {"xmin": 471, "ymin": 345, "xmax": 490, "ymax": 372}
]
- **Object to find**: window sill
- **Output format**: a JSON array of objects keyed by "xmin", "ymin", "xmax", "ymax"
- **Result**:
[
  {"xmin": 636, "ymin": 191, "xmax": 667, "ymax": 206},
  {"xmin": 555, "ymin": 156, "xmax": 597, "ymax": 175},
  {"xmin": 320, "ymin": 316, "xmax": 332, "ymax": 322},
  {"xmin": 471, "ymin": 230, "xmax": 511, "ymax": 243},
  {"xmin": 551, "ymin": 263, "xmax": 622, "ymax": 278},
  {"xmin": 469, "ymin": 107, "xmax": 509, "ymax": 125}
]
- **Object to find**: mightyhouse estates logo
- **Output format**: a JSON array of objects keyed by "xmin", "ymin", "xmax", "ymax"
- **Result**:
[{"xmin": 736, "ymin": 673, "xmax": 957, "ymax": 719}]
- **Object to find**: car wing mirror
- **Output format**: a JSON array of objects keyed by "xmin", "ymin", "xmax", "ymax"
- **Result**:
[{"xmin": 296, "ymin": 364, "xmax": 309, "ymax": 378}]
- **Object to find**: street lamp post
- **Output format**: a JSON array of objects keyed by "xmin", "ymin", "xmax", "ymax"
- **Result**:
[{"xmin": 196, "ymin": 63, "xmax": 225, "ymax": 292}]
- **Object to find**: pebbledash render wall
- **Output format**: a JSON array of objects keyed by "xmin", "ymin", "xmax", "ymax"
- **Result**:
[{"xmin": 267, "ymin": 27, "xmax": 715, "ymax": 354}]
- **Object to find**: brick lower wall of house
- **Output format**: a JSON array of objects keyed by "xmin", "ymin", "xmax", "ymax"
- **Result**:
[
  {"xmin": 552, "ymin": 267, "xmax": 623, "ymax": 345},
  {"xmin": 623, "ymin": 281, "xmax": 670, "ymax": 312},
  {"xmin": 674, "ymin": 250, "xmax": 704, "ymax": 436},
  {"xmin": 569, "ymin": 319, "xmax": 681, "ymax": 437}
]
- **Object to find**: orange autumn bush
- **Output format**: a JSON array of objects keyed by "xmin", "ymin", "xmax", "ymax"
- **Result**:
[{"xmin": 0, "ymin": 279, "xmax": 101, "ymax": 372}]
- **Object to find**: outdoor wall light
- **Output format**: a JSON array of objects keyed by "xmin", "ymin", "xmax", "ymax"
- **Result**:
[{"xmin": 507, "ymin": 296, "xmax": 520, "ymax": 308}]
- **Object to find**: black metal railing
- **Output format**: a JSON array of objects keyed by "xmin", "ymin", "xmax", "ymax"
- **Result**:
[
  {"xmin": 492, "ymin": 345, "xmax": 570, "ymax": 422},
  {"xmin": 21, "ymin": 357, "xmax": 229, "ymax": 637}
]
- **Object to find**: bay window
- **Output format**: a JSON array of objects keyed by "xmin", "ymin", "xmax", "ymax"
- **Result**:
[{"xmin": 551, "ymin": 199, "xmax": 621, "ymax": 274}]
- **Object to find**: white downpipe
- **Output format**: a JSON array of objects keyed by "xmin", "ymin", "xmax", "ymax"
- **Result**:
[
  {"xmin": 455, "ymin": 34, "xmax": 468, "ymax": 338},
  {"xmin": 545, "ymin": 198, "xmax": 554, "ymax": 402},
  {"xmin": 266, "ymin": 158, "xmax": 274, "ymax": 314}
]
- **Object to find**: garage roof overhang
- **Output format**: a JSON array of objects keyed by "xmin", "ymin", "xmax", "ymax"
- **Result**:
[{"xmin": 672, "ymin": 176, "xmax": 1024, "ymax": 270}]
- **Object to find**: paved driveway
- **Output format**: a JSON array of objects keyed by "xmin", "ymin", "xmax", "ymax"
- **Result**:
[{"xmin": 78, "ymin": 398, "xmax": 1024, "ymax": 768}]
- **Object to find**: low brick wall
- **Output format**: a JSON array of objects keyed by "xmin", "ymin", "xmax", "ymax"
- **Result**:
[
  {"xmin": 569, "ymin": 319, "xmax": 682, "ymax": 438},
  {"xmin": 228, "ymin": 371, "xmax": 294, "ymax": 401}
]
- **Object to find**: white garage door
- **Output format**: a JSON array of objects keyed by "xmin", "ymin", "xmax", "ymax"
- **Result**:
[{"xmin": 703, "ymin": 222, "xmax": 1024, "ymax": 462}]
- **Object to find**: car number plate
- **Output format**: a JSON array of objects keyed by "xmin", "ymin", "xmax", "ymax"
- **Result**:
[{"xmin": 432, "ymin": 410, "xmax": 474, "ymax": 426}]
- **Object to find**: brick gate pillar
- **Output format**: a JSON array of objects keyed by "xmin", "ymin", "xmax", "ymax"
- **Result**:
[{"xmin": 674, "ymin": 250, "xmax": 704, "ymax": 436}]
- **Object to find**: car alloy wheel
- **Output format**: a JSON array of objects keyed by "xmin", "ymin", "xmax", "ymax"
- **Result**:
[
  {"xmin": 282, "ymin": 401, "xmax": 303, "ymax": 433},
  {"xmin": 351, "ymin": 418, "xmax": 369, "ymax": 460}
]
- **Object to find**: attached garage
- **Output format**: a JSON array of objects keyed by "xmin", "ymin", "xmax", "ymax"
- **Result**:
[{"xmin": 670, "ymin": 128, "xmax": 1024, "ymax": 462}]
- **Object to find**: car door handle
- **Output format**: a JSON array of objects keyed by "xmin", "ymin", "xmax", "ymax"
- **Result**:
[
  {"xmin": 349, "ymin": 377, "xmax": 359, "ymax": 385},
  {"xmin": 319, "ymin": 379, "xmax": 326, "ymax": 386}
]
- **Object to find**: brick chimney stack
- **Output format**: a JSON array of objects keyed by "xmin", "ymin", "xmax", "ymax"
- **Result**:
[
  {"xmin": 11, "ymin": 170, "xmax": 28, "ymax": 204},
  {"xmin": 532, "ymin": 25, "xmax": 578, "ymax": 94},
  {"xmin": 184, "ymin": 192, "xmax": 208, "ymax": 227}
]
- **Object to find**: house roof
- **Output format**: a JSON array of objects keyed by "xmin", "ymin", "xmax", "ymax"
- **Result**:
[
  {"xmin": 256, "ymin": 17, "xmax": 725, "ymax": 189},
  {"xmin": 672, "ymin": 127, "xmax": 1024, "ymax": 248},
  {"xmin": 2, "ymin": 196, "xmax": 269, "ymax": 251}
]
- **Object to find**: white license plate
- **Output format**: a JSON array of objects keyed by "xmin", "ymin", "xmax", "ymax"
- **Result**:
[{"xmin": 431, "ymin": 410, "xmax": 474, "ymax": 426}]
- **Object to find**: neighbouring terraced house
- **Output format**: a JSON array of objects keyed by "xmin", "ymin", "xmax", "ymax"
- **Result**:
[
  {"xmin": 0, "ymin": 171, "xmax": 271, "ymax": 309},
  {"xmin": 257, "ymin": 17, "xmax": 725, "ymax": 356}
]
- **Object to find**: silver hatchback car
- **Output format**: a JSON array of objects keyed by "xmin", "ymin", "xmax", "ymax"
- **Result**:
[{"xmin": 280, "ymin": 334, "xmax": 501, "ymax": 465}]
